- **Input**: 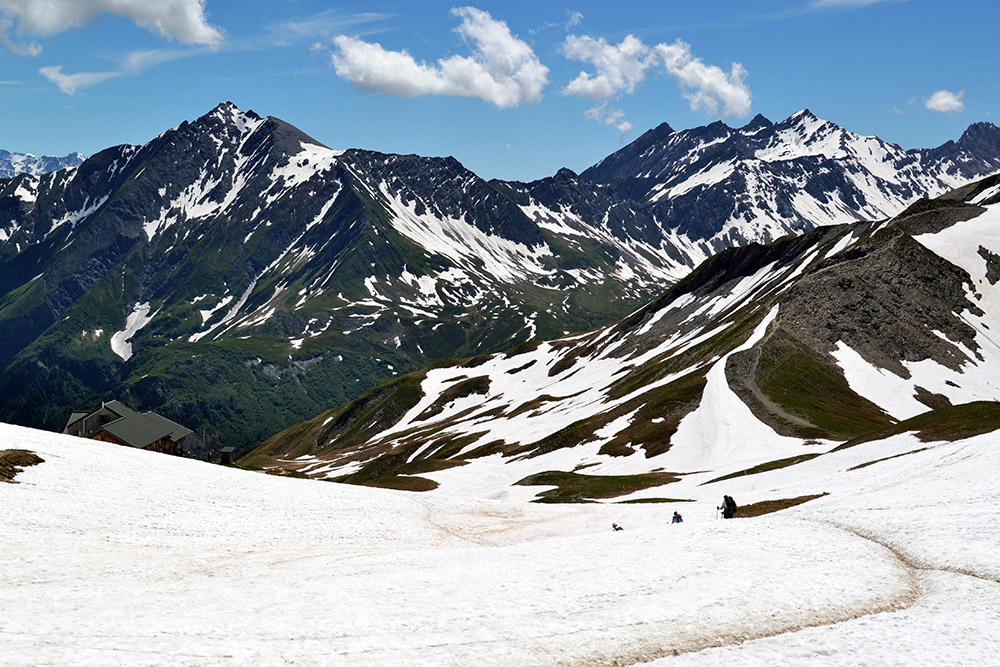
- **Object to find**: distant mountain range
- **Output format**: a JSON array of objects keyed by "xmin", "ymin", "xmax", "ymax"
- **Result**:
[
  {"xmin": 584, "ymin": 110, "xmax": 1000, "ymax": 250},
  {"xmin": 0, "ymin": 149, "xmax": 84, "ymax": 178},
  {"xmin": 1, "ymin": 102, "xmax": 998, "ymax": 454},
  {"xmin": 244, "ymin": 175, "xmax": 1000, "ymax": 499}
]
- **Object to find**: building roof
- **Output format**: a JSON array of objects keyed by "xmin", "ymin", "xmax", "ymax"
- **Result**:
[
  {"xmin": 64, "ymin": 400, "xmax": 194, "ymax": 449},
  {"xmin": 63, "ymin": 411, "xmax": 90, "ymax": 431},
  {"xmin": 100, "ymin": 414, "xmax": 173, "ymax": 449},
  {"xmin": 103, "ymin": 400, "xmax": 143, "ymax": 421},
  {"xmin": 142, "ymin": 411, "xmax": 193, "ymax": 442}
]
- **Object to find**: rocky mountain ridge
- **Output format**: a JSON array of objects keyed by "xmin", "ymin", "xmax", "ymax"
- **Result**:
[
  {"xmin": 0, "ymin": 103, "xmax": 695, "ymax": 451},
  {"xmin": 584, "ymin": 110, "xmax": 1000, "ymax": 251},
  {"xmin": 244, "ymin": 176, "xmax": 1000, "ymax": 500},
  {"xmin": 1, "ymin": 102, "xmax": 998, "ymax": 454}
]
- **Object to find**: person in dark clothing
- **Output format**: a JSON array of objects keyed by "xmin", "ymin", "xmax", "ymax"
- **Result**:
[
  {"xmin": 672, "ymin": 512, "xmax": 683, "ymax": 523},
  {"xmin": 612, "ymin": 523, "xmax": 624, "ymax": 531},
  {"xmin": 718, "ymin": 495, "xmax": 737, "ymax": 519}
]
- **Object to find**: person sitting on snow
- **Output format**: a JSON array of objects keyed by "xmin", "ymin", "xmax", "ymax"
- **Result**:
[
  {"xmin": 612, "ymin": 523, "xmax": 623, "ymax": 531},
  {"xmin": 672, "ymin": 511, "xmax": 683, "ymax": 523}
]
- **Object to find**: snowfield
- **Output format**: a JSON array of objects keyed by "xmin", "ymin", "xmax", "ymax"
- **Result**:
[{"xmin": 3, "ymin": 422, "xmax": 1000, "ymax": 665}]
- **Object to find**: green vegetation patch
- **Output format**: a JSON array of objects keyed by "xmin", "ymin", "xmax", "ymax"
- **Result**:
[
  {"xmin": 734, "ymin": 493, "xmax": 829, "ymax": 518},
  {"xmin": 461, "ymin": 439, "xmax": 513, "ymax": 459},
  {"xmin": 608, "ymin": 307, "xmax": 764, "ymax": 401},
  {"xmin": 241, "ymin": 371, "xmax": 426, "ymax": 468},
  {"xmin": 618, "ymin": 497, "xmax": 694, "ymax": 504},
  {"xmin": 504, "ymin": 340, "xmax": 542, "ymax": 358},
  {"xmin": 705, "ymin": 453, "xmax": 823, "ymax": 484},
  {"xmin": 606, "ymin": 369, "xmax": 708, "ymax": 458},
  {"xmin": 0, "ymin": 449, "xmax": 44, "ymax": 483},
  {"xmin": 515, "ymin": 470, "xmax": 679, "ymax": 503},
  {"xmin": 361, "ymin": 475, "xmax": 439, "ymax": 492},
  {"xmin": 835, "ymin": 401, "xmax": 1000, "ymax": 450},
  {"xmin": 751, "ymin": 330, "xmax": 895, "ymax": 439},
  {"xmin": 415, "ymin": 376, "xmax": 491, "ymax": 422},
  {"xmin": 508, "ymin": 394, "xmax": 565, "ymax": 419},
  {"xmin": 396, "ymin": 458, "xmax": 469, "ymax": 475}
]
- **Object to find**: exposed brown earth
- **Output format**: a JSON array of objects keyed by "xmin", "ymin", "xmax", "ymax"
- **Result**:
[{"xmin": 0, "ymin": 449, "xmax": 43, "ymax": 483}]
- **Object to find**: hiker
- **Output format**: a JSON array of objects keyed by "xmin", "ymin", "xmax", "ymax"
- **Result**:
[
  {"xmin": 718, "ymin": 495, "xmax": 737, "ymax": 519},
  {"xmin": 672, "ymin": 511, "xmax": 683, "ymax": 524},
  {"xmin": 612, "ymin": 523, "xmax": 623, "ymax": 531}
]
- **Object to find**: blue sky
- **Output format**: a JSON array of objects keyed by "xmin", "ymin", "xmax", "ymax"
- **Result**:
[{"xmin": 0, "ymin": 0, "xmax": 997, "ymax": 181}]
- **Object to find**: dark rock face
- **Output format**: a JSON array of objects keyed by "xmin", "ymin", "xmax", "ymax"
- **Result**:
[{"xmin": 778, "ymin": 229, "xmax": 980, "ymax": 377}]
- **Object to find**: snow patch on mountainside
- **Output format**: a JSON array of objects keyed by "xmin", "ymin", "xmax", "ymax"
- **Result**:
[
  {"xmin": 381, "ymin": 183, "xmax": 554, "ymax": 283},
  {"xmin": 110, "ymin": 302, "xmax": 156, "ymax": 361}
]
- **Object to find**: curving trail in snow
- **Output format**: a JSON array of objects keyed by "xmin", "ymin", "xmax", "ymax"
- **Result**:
[{"xmin": 3, "ymin": 422, "xmax": 1000, "ymax": 665}]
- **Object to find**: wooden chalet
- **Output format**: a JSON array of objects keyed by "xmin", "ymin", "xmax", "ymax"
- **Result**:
[{"xmin": 63, "ymin": 400, "xmax": 193, "ymax": 456}]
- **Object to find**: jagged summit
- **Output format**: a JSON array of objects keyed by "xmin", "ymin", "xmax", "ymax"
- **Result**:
[
  {"xmin": 2, "ymin": 101, "xmax": 1000, "ymax": 457},
  {"xmin": 0, "ymin": 149, "xmax": 85, "ymax": 178},
  {"xmin": 957, "ymin": 121, "xmax": 1000, "ymax": 152},
  {"xmin": 582, "ymin": 109, "xmax": 1000, "ymax": 248},
  {"xmin": 742, "ymin": 113, "xmax": 773, "ymax": 132}
]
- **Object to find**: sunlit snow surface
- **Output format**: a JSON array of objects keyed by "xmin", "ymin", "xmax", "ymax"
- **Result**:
[{"xmin": 3, "ymin": 423, "xmax": 999, "ymax": 665}]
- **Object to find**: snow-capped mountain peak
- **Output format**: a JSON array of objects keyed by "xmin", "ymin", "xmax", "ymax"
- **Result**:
[
  {"xmin": 0, "ymin": 149, "xmax": 84, "ymax": 178},
  {"xmin": 583, "ymin": 110, "xmax": 1000, "ymax": 250}
]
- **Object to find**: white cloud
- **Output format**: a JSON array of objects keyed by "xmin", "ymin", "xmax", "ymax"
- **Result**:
[
  {"xmin": 561, "ymin": 34, "xmax": 751, "ymax": 129},
  {"xmin": 38, "ymin": 65, "xmax": 121, "ymax": 95},
  {"xmin": 656, "ymin": 39, "xmax": 751, "ymax": 119},
  {"xmin": 331, "ymin": 7, "xmax": 547, "ymax": 108},
  {"xmin": 0, "ymin": 0, "xmax": 223, "ymax": 54},
  {"xmin": 585, "ymin": 104, "xmax": 633, "ymax": 134},
  {"xmin": 925, "ymin": 89, "xmax": 965, "ymax": 115},
  {"xmin": 122, "ymin": 48, "xmax": 208, "ymax": 74},
  {"xmin": 268, "ymin": 10, "xmax": 391, "ymax": 46},
  {"xmin": 562, "ymin": 34, "xmax": 657, "ymax": 100}
]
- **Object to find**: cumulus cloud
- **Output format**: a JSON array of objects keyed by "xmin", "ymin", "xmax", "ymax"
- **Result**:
[
  {"xmin": 562, "ymin": 34, "xmax": 657, "ymax": 100},
  {"xmin": 331, "ymin": 7, "xmax": 548, "ymax": 108},
  {"xmin": 38, "ymin": 65, "xmax": 121, "ymax": 95},
  {"xmin": 656, "ymin": 39, "xmax": 751, "ymax": 118},
  {"xmin": 925, "ymin": 89, "xmax": 965, "ymax": 115},
  {"xmin": 0, "ymin": 0, "xmax": 223, "ymax": 54},
  {"xmin": 562, "ymin": 33, "xmax": 751, "ymax": 131}
]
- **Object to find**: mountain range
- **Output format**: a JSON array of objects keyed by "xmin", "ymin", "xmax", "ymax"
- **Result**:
[
  {"xmin": 244, "ymin": 174, "xmax": 1000, "ymax": 499},
  {"xmin": 1, "ymin": 102, "xmax": 998, "ymax": 454},
  {"xmin": 0, "ymin": 149, "xmax": 84, "ymax": 179}
]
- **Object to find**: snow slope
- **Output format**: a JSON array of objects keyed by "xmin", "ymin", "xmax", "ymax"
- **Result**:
[{"xmin": 3, "ymin": 422, "xmax": 999, "ymax": 665}]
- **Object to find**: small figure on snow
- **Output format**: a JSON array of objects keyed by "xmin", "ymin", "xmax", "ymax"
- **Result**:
[
  {"xmin": 672, "ymin": 511, "xmax": 683, "ymax": 524},
  {"xmin": 612, "ymin": 523, "xmax": 624, "ymax": 531},
  {"xmin": 718, "ymin": 495, "xmax": 738, "ymax": 519}
]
